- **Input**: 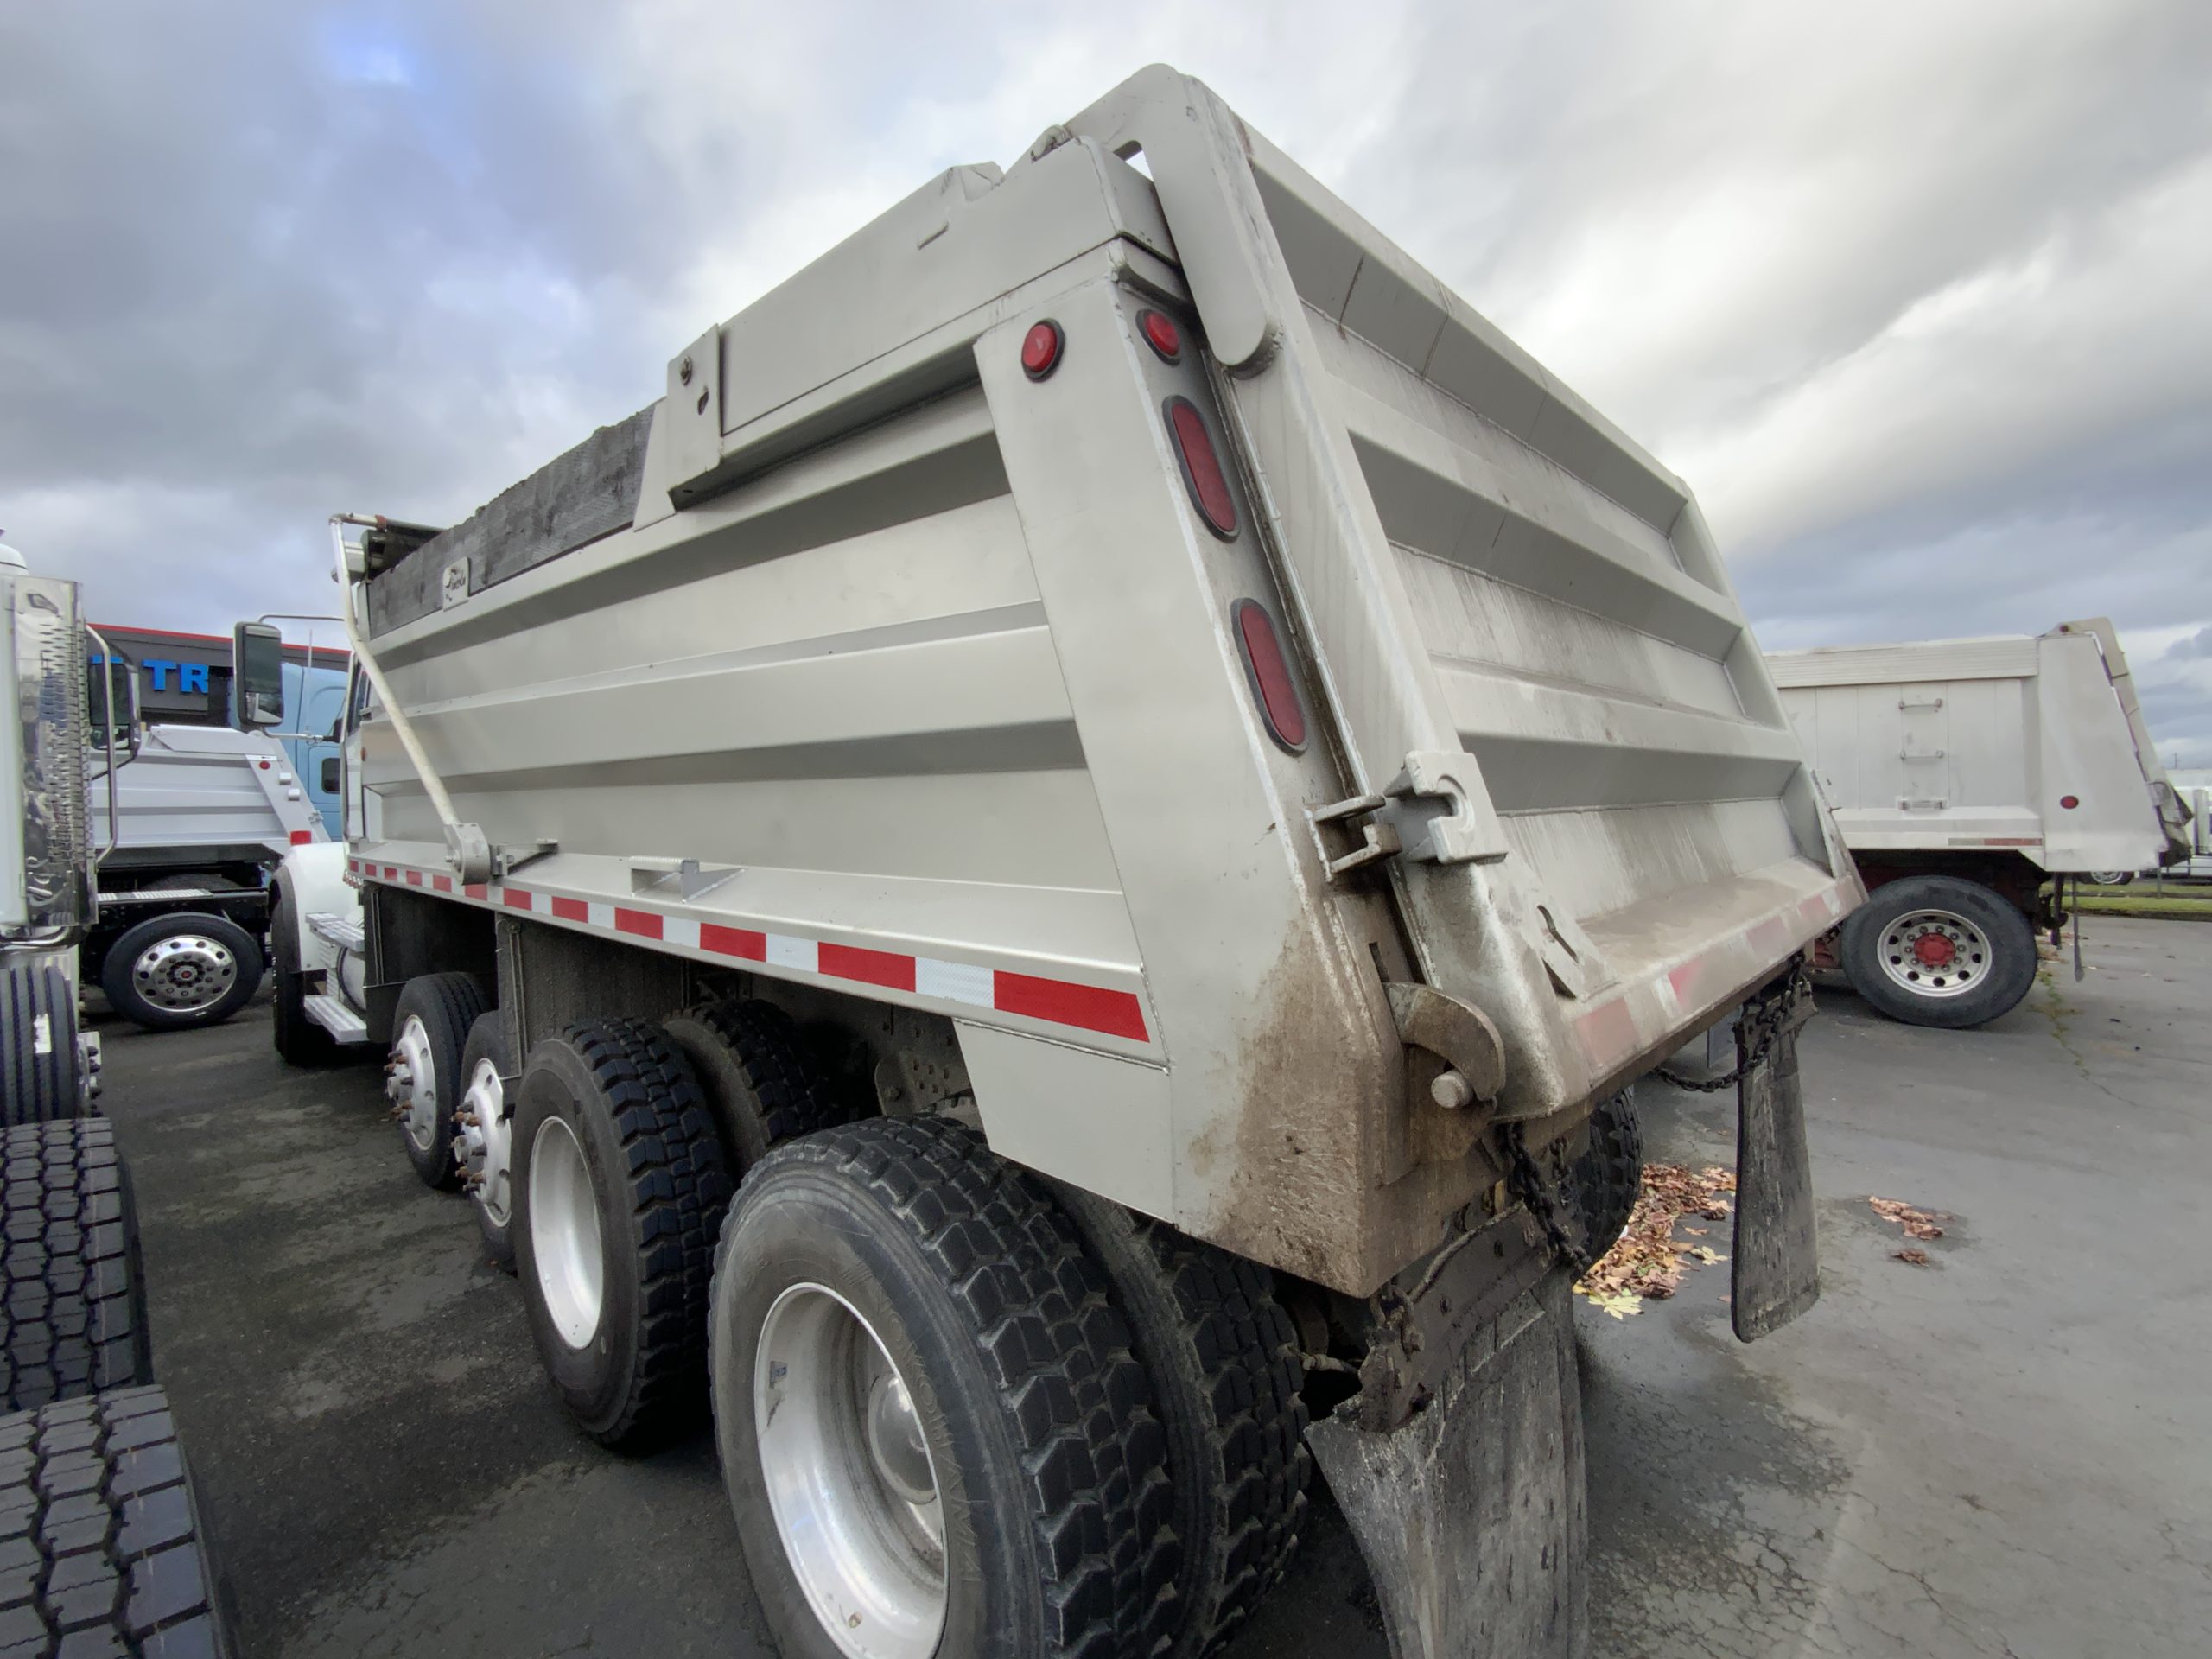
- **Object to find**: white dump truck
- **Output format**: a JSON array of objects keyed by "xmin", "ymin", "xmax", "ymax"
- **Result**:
[
  {"xmin": 0, "ymin": 541, "xmax": 237, "ymax": 1654},
  {"xmin": 86, "ymin": 719, "xmax": 327, "ymax": 1031},
  {"xmin": 270, "ymin": 67, "xmax": 1860, "ymax": 1659},
  {"xmin": 1771, "ymin": 619, "xmax": 2190, "ymax": 1027}
]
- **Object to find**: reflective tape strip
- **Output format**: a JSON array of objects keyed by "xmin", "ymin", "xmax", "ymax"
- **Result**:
[{"xmin": 346, "ymin": 856, "xmax": 1150, "ymax": 1043}]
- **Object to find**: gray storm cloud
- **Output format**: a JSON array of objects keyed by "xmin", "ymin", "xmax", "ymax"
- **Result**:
[{"xmin": 3, "ymin": 0, "xmax": 2208, "ymax": 761}]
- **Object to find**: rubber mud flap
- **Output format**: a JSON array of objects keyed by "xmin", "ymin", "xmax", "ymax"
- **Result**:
[
  {"xmin": 1732, "ymin": 994, "xmax": 1820, "ymax": 1341},
  {"xmin": 1305, "ymin": 1269, "xmax": 1587, "ymax": 1659}
]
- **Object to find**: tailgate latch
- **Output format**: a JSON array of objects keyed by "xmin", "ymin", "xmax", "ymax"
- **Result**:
[{"xmin": 1308, "ymin": 752, "xmax": 1510, "ymax": 883}]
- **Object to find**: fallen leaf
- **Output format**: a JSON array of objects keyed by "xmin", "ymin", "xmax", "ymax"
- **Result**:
[
  {"xmin": 1575, "ymin": 1162, "xmax": 1740, "ymax": 1310},
  {"xmin": 1584, "ymin": 1290, "xmax": 1644, "ymax": 1319},
  {"xmin": 1869, "ymin": 1196, "xmax": 1948, "ymax": 1241},
  {"xmin": 1894, "ymin": 1248, "xmax": 1930, "ymax": 1266}
]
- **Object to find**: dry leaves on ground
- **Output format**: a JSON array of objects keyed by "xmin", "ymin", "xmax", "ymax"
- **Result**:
[
  {"xmin": 1573, "ymin": 1163, "xmax": 1736, "ymax": 1319},
  {"xmin": 1894, "ymin": 1248, "xmax": 1931, "ymax": 1267},
  {"xmin": 1869, "ymin": 1196, "xmax": 1948, "ymax": 1241}
]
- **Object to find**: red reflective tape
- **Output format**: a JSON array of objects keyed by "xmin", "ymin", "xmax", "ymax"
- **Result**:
[
  {"xmin": 614, "ymin": 907, "xmax": 663, "ymax": 939},
  {"xmin": 433, "ymin": 874, "xmax": 453, "ymax": 893},
  {"xmin": 550, "ymin": 896, "xmax": 589, "ymax": 923},
  {"xmin": 383, "ymin": 865, "xmax": 399, "ymax": 880},
  {"xmin": 289, "ymin": 830, "xmax": 314, "ymax": 845},
  {"xmin": 503, "ymin": 887, "xmax": 534, "ymax": 911},
  {"xmin": 820, "ymin": 943, "xmax": 917, "ymax": 992},
  {"xmin": 995, "ymin": 972, "xmax": 1149, "ymax": 1041},
  {"xmin": 463, "ymin": 884, "xmax": 488, "ymax": 901},
  {"xmin": 702, "ymin": 924, "xmax": 766, "ymax": 960},
  {"xmin": 406, "ymin": 868, "xmax": 423, "ymax": 886}
]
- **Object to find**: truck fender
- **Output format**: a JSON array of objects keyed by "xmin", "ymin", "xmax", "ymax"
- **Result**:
[{"xmin": 273, "ymin": 842, "xmax": 359, "ymax": 977}]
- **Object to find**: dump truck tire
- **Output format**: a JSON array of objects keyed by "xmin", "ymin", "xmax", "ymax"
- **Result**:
[
  {"xmin": 1840, "ymin": 874, "xmax": 2037, "ymax": 1029},
  {"xmin": 268, "ymin": 884, "xmax": 342, "ymax": 1069},
  {"xmin": 662, "ymin": 999, "xmax": 842, "ymax": 1176},
  {"xmin": 712, "ymin": 1116, "xmax": 1171, "ymax": 1659},
  {"xmin": 1054, "ymin": 1187, "xmax": 1309, "ymax": 1659},
  {"xmin": 0, "ymin": 966, "xmax": 88, "ymax": 1128},
  {"xmin": 389, "ymin": 974, "xmax": 488, "ymax": 1191},
  {"xmin": 455, "ymin": 1014, "xmax": 518, "ymax": 1271},
  {"xmin": 99, "ymin": 914, "xmax": 263, "ymax": 1034},
  {"xmin": 513, "ymin": 1020, "xmax": 731, "ymax": 1449},
  {"xmin": 0, "ymin": 1121, "xmax": 152, "ymax": 1414},
  {"xmin": 1563, "ymin": 1087, "xmax": 1643, "ymax": 1264},
  {"xmin": 0, "ymin": 1383, "xmax": 235, "ymax": 1656}
]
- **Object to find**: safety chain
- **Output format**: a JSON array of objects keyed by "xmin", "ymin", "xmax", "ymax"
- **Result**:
[
  {"xmin": 1650, "ymin": 954, "xmax": 1815, "ymax": 1095},
  {"xmin": 1503, "ymin": 1120, "xmax": 1595, "ymax": 1280}
]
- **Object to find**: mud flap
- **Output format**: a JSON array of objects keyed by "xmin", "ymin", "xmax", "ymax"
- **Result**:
[
  {"xmin": 1732, "ymin": 971, "xmax": 1819, "ymax": 1341},
  {"xmin": 1306, "ymin": 1268, "xmax": 1587, "ymax": 1658}
]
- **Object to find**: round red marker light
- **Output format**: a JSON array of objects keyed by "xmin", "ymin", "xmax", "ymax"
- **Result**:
[
  {"xmin": 1021, "ymin": 320, "xmax": 1062, "ymax": 379},
  {"xmin": 1140, "ymin": 309, "xmax": 1181, "ymax": 362},
  {"xmin": 2059, "ymin": 794, "xmax": 2079, "ymax": 809}
]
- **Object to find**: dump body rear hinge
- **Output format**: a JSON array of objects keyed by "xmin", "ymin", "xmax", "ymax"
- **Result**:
[{"xmin": 1309, "ymin": 749, "xmax": 1510, "ymax": 883}]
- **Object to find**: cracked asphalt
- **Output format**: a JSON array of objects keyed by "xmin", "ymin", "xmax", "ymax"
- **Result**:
[{"xmin": 95, "ymin": 917, "xmax": 2212, "ymax": 1657}]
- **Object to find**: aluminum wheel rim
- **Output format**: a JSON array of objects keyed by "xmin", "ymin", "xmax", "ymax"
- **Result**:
[
  {"xmin": 390, "ymin": 1014, "xmax": 441, "ymax": 1150},
  {"xmin": 131, "ymin": 932, "xmax": 236, "ymax": 1014},
  {"xmin": 529, "ymin": 1116, "xmax": 603, "ymax": 1349},
  {"xmin": 1876, "ymin": 906, "xmax": 1989, "ymax": 1000},
  {"xmin": 756, "ymin": 1282, "xmax": 945, "ymax": 1659},
  {"xmin": 458, "ymin": 1058, "xmax": 513, "ymax": 1229}
]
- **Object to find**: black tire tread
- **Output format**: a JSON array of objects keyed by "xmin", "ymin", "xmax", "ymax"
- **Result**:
[
  {"xmin": 554, "ymin": 1019, "xmax": 731, "ymax": 1448},
  {"xmin": 726, "ymin": 1116, "xmax": 1173, "ymax": 1659},
  {"xmin": 0, "ymin": 1122, "xmax": 151, "ymax": 1415},
  {"xmin": 1566, "ymin": 1088, "xmax": 1643, "ymax": 1265},
  {"xmin": 0, "ymin": 1383, "xmax": 232, "ymax": 1656},
  {"xmin": 269, "ymin": 884, "xmax": 340, "ymax": 1068},
  {"xmin": 0, "ymin": 969, "xmax": 79, "ymax": 1128},
  {"xmin": 665, "ymin": 999, "xmax": 842, "ymax": 1169},
  {"xmin": 1056, "ymin": 1192, "xmax": 1308, "ymax": 1657}
]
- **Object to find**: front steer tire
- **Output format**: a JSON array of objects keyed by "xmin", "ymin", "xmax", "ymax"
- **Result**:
[
  {"xmin": 0, "ymin": 1121, "xmax": 153, "ymax": 1414},
  {"xmin": 99, "ymin": 913, "xmax": 263, "ymax": 1034},
  {"xmin": 513, "ymin": 1020, "xmax": 732, "ymax": 1450},
  {"xmin": 713, "ymin": 1116, "xmax": 1171, "ymax": 1659},
  {"xmin": 1054, "ymin": 1188, "xmax": 1309, "ymax": 1659},
  {"xmin": 0, "ymin": 1383, "xmax": 234, "ymax": 1656},
  {"xmin": 269, "ymin": 882, "xmax": 342, "ymax": 1069}
]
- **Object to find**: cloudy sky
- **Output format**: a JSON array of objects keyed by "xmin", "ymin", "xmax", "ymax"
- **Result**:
[{"xmin": 4, "ymin": 1, "xmax": 2209, "ymax": 764}]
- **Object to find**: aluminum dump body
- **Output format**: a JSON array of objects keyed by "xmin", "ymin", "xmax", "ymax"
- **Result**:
[
  {"xmin": 348, "ymin": 67, "xmax": 1856, "ymax": 1293},
  {"xmin": 89, "ymin": 725, "xmax": 324, "ymax": 871},
  {"xmin": 1770, "ymin": 620, "xmax": 2190, "ymax": 875}
]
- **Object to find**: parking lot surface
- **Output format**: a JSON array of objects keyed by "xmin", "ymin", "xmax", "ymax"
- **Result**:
[{"xmin": 98, "ymin": 918, "xmax": 2212, "ymax": 1657}]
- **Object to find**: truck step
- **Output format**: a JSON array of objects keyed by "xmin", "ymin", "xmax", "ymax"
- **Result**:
[
  {"xmin": 301, "ymin": 994, "xmax": 370, "ymax": 1043},
  {"xmin": 306, "ymin": 912, "xmax": 365, "ymax": 953}
]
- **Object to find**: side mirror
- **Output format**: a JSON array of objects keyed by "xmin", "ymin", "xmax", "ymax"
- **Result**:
[
  {"xmin": 231, "ymin": 622, "xmax": 285, "ymax": 727},
  {"xmin": 320, "ymin": 756, "xmax": 341, "ymax": 793},
  {"xmin": 87, "ymin": 652, "xmax": 139, "ymax": 737}
]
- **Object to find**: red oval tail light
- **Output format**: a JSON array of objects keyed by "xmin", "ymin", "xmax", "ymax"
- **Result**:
[
  {"xmin": 1232, "ymin": 599, "xmax": 1306, "ymax": 753},
  {"xmin": 1165, "ymin": 396, "xmax": 1237, "ymax": 540}
]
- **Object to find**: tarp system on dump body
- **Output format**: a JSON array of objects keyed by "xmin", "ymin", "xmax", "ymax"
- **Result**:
[
  {"xmin": 1770, "ymin": 618, "xmax": 2190, "ymax": 874},
  {"xmin": 346, "ymin": 65, "xmax": 1855, "ymax": 1296}
]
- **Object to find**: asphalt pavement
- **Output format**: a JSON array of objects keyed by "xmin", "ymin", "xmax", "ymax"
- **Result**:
[{"xmin": 95, "ymin": 918, "xmax": 2212, "ymax": 1658}]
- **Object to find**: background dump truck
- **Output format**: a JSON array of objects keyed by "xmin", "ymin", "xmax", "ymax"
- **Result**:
[
  {"xmin": 274, "ymin": 67, "xmax": 1859, "ymax": 1659},
  {"xmin": 0, "ymin": 543, "xmax": 238, "ymax": 1655},
  {"xmin": 1771, "ymin": 620, "xmax": 2190, "ymax": 1028},
  {"xmin": 86, "ymin": 720, "xmax": 327, "ymax": 1031}
]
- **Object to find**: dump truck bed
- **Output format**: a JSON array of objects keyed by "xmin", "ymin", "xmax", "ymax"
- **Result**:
[
  {"xmin": 1770, "ymin": 620, "xmax": 2190, "ymax": 874},
  {"xmin": 348, "ymin": 66, "xmax": 1855, "ymax": 1292},
  {"xmin": 90, "ymin": 724, "xmax": 323, "ymax": 870}
]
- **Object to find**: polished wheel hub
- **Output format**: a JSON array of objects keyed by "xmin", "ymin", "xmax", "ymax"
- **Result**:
[
  {"xmin": 456, "ymin": 1057, "xmax": 513, "ymax": 1229},
  {"xmin": 1877, "ymin": 907, "xmax": 1987, "ymax": 999},
  {"xmin": 131, "ymin": 933, "xmax": 237, "ymax": 1014},
  {"xmin": 388, "ymin": 1015, "xmax": 441, "ymax": 1151},
  {"xmin": 757, "ymin": 1283, "xmax": 945, "ymax": 1659}
]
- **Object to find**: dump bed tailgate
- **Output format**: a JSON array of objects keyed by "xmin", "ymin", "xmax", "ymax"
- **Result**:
[{"xmin": 1066, "ymin": 69, "xmax": 1859, "ymax": 1119}]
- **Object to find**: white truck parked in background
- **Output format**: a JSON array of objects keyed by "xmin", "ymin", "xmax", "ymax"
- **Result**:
[
  {"xmin": 86, "ymin": 718, "xmax": 327, "ymax": 1030},
  {"xmin": 271, "ymin": 67, "xmax": 1860, "ymax": 1659},
  {"xmin": 1771, "ymin": 619, "xmax": 2190, "ymax": 1028},
  {"xmin": 0, "ymin": 538, "xmax": 240, "ymax": 1655}
]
